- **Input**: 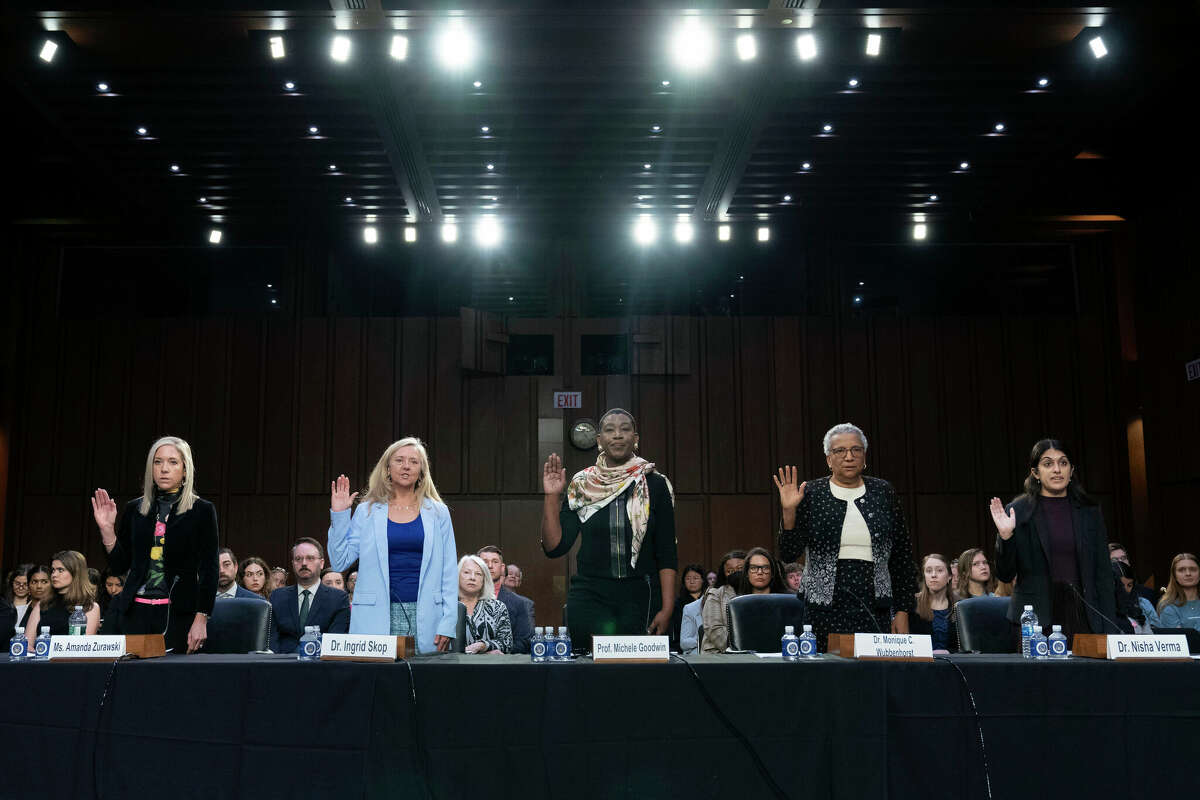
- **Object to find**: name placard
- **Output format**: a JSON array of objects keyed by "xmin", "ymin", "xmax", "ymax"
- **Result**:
[
  {"xmin": 320, "ymin": 634, "xmax": 397, "ymax": 662},
  {"xmin": 1105, "ymin": 635, "xmax": 1190, "ymax": 660},
  {"xmin": 591, "ymin": 635, "xmax": 669, "ymax": 663},
  {"xmin": 48, "ymin": 635, "xmax": 127, "ymax": 660},
  {"xmin": 854, "ymin": 633, "xmax": 933, "ymax": 660}
]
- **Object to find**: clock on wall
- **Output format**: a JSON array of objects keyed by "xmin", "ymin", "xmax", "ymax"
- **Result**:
[{"xmin": 570, "ymin": 418, "xmax": 597, "ymax": 450}]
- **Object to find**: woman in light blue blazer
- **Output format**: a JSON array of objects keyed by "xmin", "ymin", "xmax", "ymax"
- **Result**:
[{"xmin": 328, "ymin": 437, "xmax": 458, "ymax": 653}]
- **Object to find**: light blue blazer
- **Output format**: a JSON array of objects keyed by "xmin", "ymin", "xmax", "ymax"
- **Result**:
[{"xmin": 328, "ymin": 498, "xmax": 459, "ymax": 654}]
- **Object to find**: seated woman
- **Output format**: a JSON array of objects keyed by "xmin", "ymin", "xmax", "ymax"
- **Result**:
[
  {"xmin": 238, "ymin": 556, "xmax": 272, "ymax": 601},
  {"xmin": 908, "ymin": 553, "xmax": 959, "ymax": 653},
  {"xmin": 736, "ymin": 548, "xmax": 788, "ymax": 596},
  {"xmin": 679, "ymin": 595, "xmax": 703, "ymax": 654},
  {"xmin": 1156, "ymin": 553, "xmax": 1200, "ymax": 631},
  {"xmin": 955, "ymin": 548, "xmax": 998, "ymax": 598},
  {"xmin": 20, "ymin": 566, "xmax": 51, "ymax": 630},
  {"xmin": 25, "ymin": 551, "xmax": 100, "ymax": 640},
  {"xmin": 700, "ymin": 550, "xmax": 745, "ymax": 654},
  {"xmin": 670, "ymin": 563, "xmax": 706, "ymax": 650},
  {"xmin": 6, "ymin": 566, "xmax": 33, "ymax": 631},
  {"xmin": 1115, "ymin": 560, "xmax": 1160, "ymax": 634},
  {"xmin": 320, "ymin": 568, "xmax": 345, "ymax": 591},
  {"xmin": 458, "ymin": 555, "xmax": 512, "ymax": 654}
]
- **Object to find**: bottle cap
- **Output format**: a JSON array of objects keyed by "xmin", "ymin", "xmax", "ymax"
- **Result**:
[
  {"xmin": 784, "ymin": 625, "xmax": 794, "ymax": 634},
  {"xmin": 803, "ymin": 624, "xmax": 812, "ymax": 631},
  {"xmin": 1024, "ymin": 605, "xmax": 1033, "ymax": 611},
  {"xmin": 75, "ymin": 605, "xmax": 83, "ymax": 611},
  {"xmin": 41, "ymin": 626, "xmax": 50, "ymax": 634},
  {"xmin": 1052, "ymin": 624, "xmax": 1061, "ymax": 631}
]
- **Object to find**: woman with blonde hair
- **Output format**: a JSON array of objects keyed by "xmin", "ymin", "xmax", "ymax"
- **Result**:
[
  {"xmin": 91, "ymin": 436, "xmax": 218, "ymax": 654},
  {"xmin": 955, "ymin": 548, "xmax": 998, "ymax": 598},
  {"xmin": 457, "ymin": 555, "xmax": 512, "ymax": 654},
  {"xmin": 24, "ymin": 550, "xmax": 100, "ymax": 639},
  {"xmin": 1156, "ymin": 553, "xmax": 1200, "ymax": 631},
  {"xmin": 328, "ymin": 437, "xmax": 459, "ymax": 653}
]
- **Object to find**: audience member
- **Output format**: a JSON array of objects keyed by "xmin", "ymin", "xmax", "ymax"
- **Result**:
[
  {"xmin": 477, "ymin": 546, "xmax": 534, "ymax": 653},
  {"xmin": 346, "ymin": 569, "xmax": 358, "ymax": 600},
  {"xmin": 909, "ymin": 554, "xmax": 959, "ymax": 653},
  {"xmin": 1156, "ymin": 553, "xmax": 1200, "ymax": 631},
  {"xmin": 6, "ymin": 565, "xmax": 33, "ymax": 630},
  {"xmin": 503, "ymin": 564, "xmax": 522, "ymax": 590},
  {"xmin": 217, "ymin": 548, "xmax": 260, "ymax": 600},
  {"xmin": 679, "ymin": 594, "xmax": 703, "ymax": 654},
  {"xmin": 269, "ymin": 538, "xmax": 350, "ymax": 653},
  {"xmin": 735, "ymin": 548, "xmax": 788, "ymax": 595},
  {"xmin": 238, "ymin": 557, "xmax": 271, "ymax": 601},
  {"xmin": 670, "ymin": 563, "xmax": 707, "ymax": 649},
  {"xmin": 705, "ymin": 571, "xmax": 717, "ymax": 587},
  {"xmin": 271, "ymin": 567, "xmax": 288, "ymax": 591},
  {"xmin": 783, "ymin": 562, "xmax": 803, "ymax": 593},
  {"xmin": 25, "ymin": 550, "xmax": 100, "ymax": 640},
  {"xmin": 458, "ymin": 555, "xmax": 512, "ymax": 654},
  {"xmin": 700, "ymin": 550, "xmax": 746, "ymax": 654},
  {"xmin": 955, "ymin": 548, "xmax": 998, "ymax": 598},
  {"xmin": 1115, "ymin": 560, "xmax": 1159, "ymax": 634},
  {"xmin": 21, "ymin": 566, "xmax": 51, "ymax": 629},
  {"xmin": 320, "ymin": 568, "xmax": 345, "ymax": 591},
  {"xmin": 1108, "ymin": 542, "xmax": 1161, "ymax": 608},
  {"xmin": 0, "ymin": 595, "xmax": 15, "ymax": 643}
]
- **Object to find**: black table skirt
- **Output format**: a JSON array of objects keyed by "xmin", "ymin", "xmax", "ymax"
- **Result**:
[{"xmin": 1, "ymin": 653, "xmax": 1196, "ymax": 799}]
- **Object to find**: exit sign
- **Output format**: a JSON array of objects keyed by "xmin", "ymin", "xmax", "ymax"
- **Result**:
[{"xmin": 553, "ymin": 391, "xmax": 582, "ymax": 409}]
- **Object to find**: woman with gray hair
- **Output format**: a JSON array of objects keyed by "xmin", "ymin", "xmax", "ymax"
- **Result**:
[{"xmin": 773, "ymin": 423, "xmax": 917, "ymax": 652}]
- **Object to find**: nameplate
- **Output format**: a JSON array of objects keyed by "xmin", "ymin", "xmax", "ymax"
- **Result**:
[
  {"xmin": 591, "ymin": 635, "xmax": 669, "ymax": 663},
  {"xmin": 1106, "ymin": 635, "xmax": 1190, "ymax": 661},
  {"xmin": 48, "ymin": 635, "xmax": 127, "ymax": 660},
  {"xmin": 853, "ymin": 632, "xmax": 933, "ymax": 661},
  {"xmin": 320, "ymin": 634, "xmax": 408, "ymax": 662}
]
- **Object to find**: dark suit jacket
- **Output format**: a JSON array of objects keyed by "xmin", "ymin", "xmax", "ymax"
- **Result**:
[
  {"xmin": 497, "ymin": 586, "xmax": 534, "ymax": 654},
  {"xmin": 0, "ymin": 598, "xmax": 16, "ymax": 644},
  {"xmin": 269, "ymin": 583, "xmax": 350, "ymax": 653},
  {"xmin": 104, "ymin": 496, "xmax": 219, "ymax": 651},
  {"xmin": 995, "ymin": 494, "xmax": 1119, "ymax": 633},
  {"xmin": 218, "ymin": 585, "xmax": 263, "ymax": 602}
]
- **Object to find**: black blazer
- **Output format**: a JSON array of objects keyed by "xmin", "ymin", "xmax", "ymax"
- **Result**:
[
  {"xmin": 105, "ymin": 496, "xmax": 219, "ymax": 648},
  {"xmin": 497, "ymin": 586, "xmax": 534, "ymax": 654},
  {"xmin": 994, "ymin": 494, "xmax": 1119, "ymax": 633},
  {"xmin": 269, "ymin": 583, "xmax": 350, "ymax": 653}
]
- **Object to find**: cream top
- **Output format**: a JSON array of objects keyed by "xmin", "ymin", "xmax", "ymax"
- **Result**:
[{"xmin": 830, "ymin": 482, "xmax": 872, "ymax": 562}]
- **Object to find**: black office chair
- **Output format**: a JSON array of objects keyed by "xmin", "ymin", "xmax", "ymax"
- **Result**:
[
  {"xmin": 955, "ymin": 596, "xmax": 1014, "ymax": 653},
  {"xmin": 726, "ymin": 594, "xmax": 807, "ymax": 652},
  {"xmin": 455, "ymin": 601, "xmax": 467, "ymax": 653},
  {"xmin": 206, "ymin": 597, "xmax": 272, "ymax": 654}
]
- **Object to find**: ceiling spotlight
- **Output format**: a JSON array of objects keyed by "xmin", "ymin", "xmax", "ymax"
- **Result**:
[
  {"xmin": 736, "ymin": 34, "xmax": 757, "ymax": 61},
  {"xmin": 267, "ymin": 283, "xmax": 273, "ymax": 288},
  {"xmin": 650, "ymin": 124, "xmax": 662, "ymax": 133},
  {"xmin": 669, "ymin": 20, "xmax": 715, "ymax": 71},
  {"xmin": 929, "ymin": 194, "xmax": 939, "ymax": 201},
  {"xmin": 284, "ymin": 81, "xmax": 296, "ymax": 91},
  {"xmin": 822, "ymin": 123, "xmax": 833, "ymax": 133},
  {"xmin": 169, "ymin": 164, "xmax": 181, "ymax": 173},
  {"xmin": 344, "ymin": 196, "xmax": 352, "ymax": 203},
  {"xmin": 269, "ymin": 35, "xmax": 285, "ymax": 60},
  {"xmin": 757, "ymin": 226, "xmax": 770, "ymax": 242},
  {"xmin": 208, "ymin": 229, "xmax": 223, "ymax": 245},
  {"xmin": 913, "ymin": 223, "xmax": 928, "ymax": 241},
  {"xmin": 328, "ymin": 164, "xmax": 337, "ymax": 171},
  {"xmin": 847, "ymin": 77, "xmax": 860, "ymax": 88},
  {"xmin": 473, "ymin": 80, "xmax": 482, "ymax": 88},
  {"xmin": 475, "ymin": 217, "xmax": 502, "ymax": 248},
  {"xmin": 643, "ymin": 163, "xmax": 652, "ymax": 170},
  {"xmin": 199, "ymin": 196, "xmax": 207, "ymax": 203},
  {"xmin": 661, "ymin": 79, "xmax": 671, "ymax": 87},
  {"xmin": 994, "ymin": 122, "xmax": 1006, "ymax": 132},
  {"xmin": 913, "ymin": 213, "xmax": 927, "ymax": 222},
  {"xmin": 486, "ymin": 163, "xmax": 495, "ymax": 171},
  {"xmin": 480, "ymin": 125, "xmax": 490, "ymax": 133},
  {"xmin": 801, "ymin": 161, "xmax": 812, "ymax": 170},
  {"xmin": 96, "ymin": 82, "xmax": 109, "ymax": 92},
  {"xmin": 390, "ymin": 34, "xmax": 408, "ymax": 61},
  {"xmin": 633, "ymin": 217, "xmax": 658, "ymax": 245},
  {"xmin": 442, "ymin": 222, "xmax": 459, "ymax": 243},
  {"xmin": 436, "ymin": 26, "xmax": 478, "ymax": 70},
  {"xmin": 959, "ymin": 161, "xmax": 969, "ymax": 170},
  {"xmin": 718, "ymin": 225, "xmax": 731, "ymax": 242},
  {"xmin": 404, "ymin": 226, "xmax": 417, "ymax": 243},
  {"xmin": 330, "ymin": 35, "xmax": 351, "ymax": 63},
  {"xmin": 508, "ymin": 296, "xmax": 515, "ymax": 302},
  {"xmin": 39, "ymin": 40, "xmax": 58, "ymax": 63},
  {"xmin": 674, "ymin": 221, "xmax": 694, "ymax": 244},
  {"xmin": 783, "ymin": 194, "xmax": 792, "ymax": 202},
  {"xmin": 271, "ymin": 299, "xmax": 278, "ymax": 305},
  {"xmin": 363, "ymin": 226, "xmax": 378, "ymax": 245},
  {"xmin": 308, "ymin": 125, "xmax": 319, "ymax": 135},
  {"xmin": 796, "ymin": 33, "xmax": 817, "ymax": 61},
  {"xmin": 853, "ymin": 295, "xmax": 863, "ymax": 305},
  {"xmin": 1037, "ymin": 77, "xmax": 1050, "ymax": 88},
  {"xmin": 1089, "ymin": 36, "xmax": 1107, "ymax": 59},
  {"xmin": 136, "ymin": 126, "xmax": 148, "ymax": 136},
  {"xmin": 866, "ymin": 33, "xmax": 882, "ymax": 57}
]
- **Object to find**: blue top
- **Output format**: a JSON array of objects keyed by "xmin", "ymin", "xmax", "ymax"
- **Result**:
[
  {"xmin": 931, "ymin": 608, "xmax": 951, "ymax": 651},
  {"xmin": 387, "ymin": 516, "xmax": 424, "ymax": 603},
  {"xmin": 1158, "ymin": 598, "xmax": 1200, "ymax": 632}
]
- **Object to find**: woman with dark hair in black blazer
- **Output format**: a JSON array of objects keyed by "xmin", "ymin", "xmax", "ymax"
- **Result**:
[
  {"xmin": 91, "ymin": 436, "xmax": 219, "ymax": 654},
  {"xmin": 989, "ymin": 438, "xmax": 1120, "ymax": 643}
]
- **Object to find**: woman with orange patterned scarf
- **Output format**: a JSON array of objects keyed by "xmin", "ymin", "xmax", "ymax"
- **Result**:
[{"xmin": 540, "ymin": 408, "xmax": 677, "ymax": 654}]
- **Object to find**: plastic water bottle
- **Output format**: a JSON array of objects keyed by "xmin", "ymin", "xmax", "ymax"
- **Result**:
[
  {"xmin": 34, "ymin": 627, "xmax": 52, "ymax": 662},
  {"xmin": 554, "ymin": 626, "xmax": 571, "ymax": 661},
  {"xmin": 1019, "ymin": 605, "xmax": 1039, "ymax": 659},
  {"xmin": 68, "ymin": 605, "xmax": 86, "ymax": 636},
  {"xmin": 781, "ymin": 625, "xmax": 800, "ymax": 661},
  {"xmin": 799, "ymin": 624, "xmax": 818, "ymax": 659},
  {"xmin": 1048, "ymin": 625, "xmax": 1068, "ymax": 659},
  {"xmin": 9, "ymin": 626, "xmax": 28, "ymax": 662},
  {"xmin": 530, "ymin": 627, "xmax": 548, "ymax": 663},
  {"xmin": 1030, "ymin": 626, "xmax": 1048, "ymax": 659},
  {"xmin": 298, "ymin": 626, "xmax": 321, "ymax": 661}
]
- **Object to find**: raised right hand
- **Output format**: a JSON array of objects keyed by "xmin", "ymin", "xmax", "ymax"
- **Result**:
[
  {"xmin": 91, "ymin": 488, "xmax": 118, "ymax": 533},
  {"xmin": 542, "ymin": 453, "xmax": 567, "ymax": 496},
  {"xmin": 331, "ymin": 474, "xmax": 358, "ymax": 512},
  {"xmin": 773, "ymin": 466, "xmax": 807, "ymax": 511},
  {"xmin": 989, "ymin": 497, "xmax": 1016, "ymax": 539}
]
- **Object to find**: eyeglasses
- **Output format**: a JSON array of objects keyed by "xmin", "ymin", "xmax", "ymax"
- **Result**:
[
  {"xmin": 293, "ymin": 555, "xmax": 322, "ymax": 564},
  {"xmin": 747, "ymin": 564, "xmax": 773, "ymax": 574},
  {"xmin": 830, "ymin": 446, "xmax": 865, "ymax": 458}
]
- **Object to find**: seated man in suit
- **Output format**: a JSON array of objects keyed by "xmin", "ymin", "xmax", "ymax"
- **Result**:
[
  {"xmin": 477, "ymin": 546, "xmax": 535, "ymax": 653},
  {"xmin": 216, "ymin": 548, "xmax": 265, "ymax": 601},
  {"xmin": 270, "ymin": 537, "xmax": 350, "ymax": 653}
]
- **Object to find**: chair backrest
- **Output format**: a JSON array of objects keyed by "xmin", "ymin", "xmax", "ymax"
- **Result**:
[
  {"xmin": 455, "ymin": 601, "xmax": 467, "ymax": 653},
  {"xmin": 955, "ymin": 596, "xmax": 1014, "ymax": 653},
  {"xmin": 206, "ymin": 597, "xmax": 272, "ymax": 654},
  {"xmin": 727, "ymin": 594, "xmax": 807, "ymax": 652}
]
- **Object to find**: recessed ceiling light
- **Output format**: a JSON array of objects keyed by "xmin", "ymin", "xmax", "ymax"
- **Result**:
[
  {"xmin": 269, "ymin": 36, "xmax": 285, "ymax": 60},
  {"xmin": 436, "ymin": 26, "xmax": 477, "ymax": 70},
  {"xmin": 913, "ymin": 223, "xmax": 928, "ymax": 240},
  {"xmin": 736, "ymin": 34, "xmax": 757, "ymax": 61},
  {"xmin": 866, "ymin": 33, "xmax": 882, "ymax": 57},
  {"xmin": 96, "ymin": 82, "xmax": 109, "ymax": 92},
  {"xmin": 508, "ymin": 296, "xmax": 515, "ymax": 302},
  {"xmin": 39, "ymin": 40, "xmax": 58, "ymax": 63},
  {"xmin": 330, "ymin": 35, "xmax": 351, "ymax": 63},
  {"xmin": 661, "ymin": 80, "xmax": 671, "ymax": 86},
  {"xmin": 801, "ymin": 161, "xmax": 811, "ymax": 170},
  {"xmin": 847, "ymin": 77, "xmax": 859, "ymax": 88},
  {"xmin": 822, "ymin": 123, "xmax": 833, "ymax": 133},
  {"xmin": 486, "ymin": 163, "xmax": 494, "ymax": 171},
  {"xmin": 853, "ymin": 295, "xmax": 863, "ymax": 304},
  {"xmin": 344, "ymin": 196, "xmax": 352, "ymax": 203},
  {"xmin": 669, "ymin": 20, "xmax": 715, "ymax": 71},
  {"xmin": 1089, "ymin": 36, "xmax": 1107, "ymax": 59},
  {"xmin": 674, "ymin": 221, "xmax": 694, "ymax": 244},
  {"xmin": 913, "ymin": 213, "xmax": 927, "ymax": 222},
  {"xmin": 136, "ymin": 126, "xmax": 148, "ymax": 136},
  {"xmin": 363, "ymin": 226, "xmax": 378, "ymax": 244},
  {"xmin": 308, "ymin": 125, "xmax": 319, "ymax": 135},
  {"xmin": 442, "ymin": 222, "xmax": 458, "ymax": 243},
  {"xmin": 994, "ymin": 122, "xmax": 1006, "ymax": 132},
  {"xmin": 404, "ymin": 226, "xmax": 417, "ymax": 243},
  {"xmin": 959, "ymin": 161, "xmax": 969, "ymax": 170},
  {"xmin": 480, "ymin": 125, "xmax": 490, "ymax": 133},
  {"xmin": 796, "ymin": 33, "xmax": 817, "ymax": 61},
  {"xmin": 284, "ymin": 81, "xmax": 296, "ymax": 91},
  {"xmin": 390, "ymin": 34, "xmax": 408, "ymax": 61},
  {"xmin": 643, "ymin": 163, "xmax": 652, "ymax": 170},
  {"xmin": 199, "ymin": 196, "xmax": 208, "ymax": 203},
  {"xmin": 757, "ymin": 226, "xmax": 770, "ymax": 242},
  {"xmin": 169, "ymin": 164, "xmax": 180, "ymax": 173},
  {"xmin": 783, "ymin": 194, "xmax": 792, "ymax": 202},
  {"xmin": 267, "ymin": 284, "xmax": 273, "ymax": 288},
  {"xmin": 781, "ymin": 18, "xmax": 793, "ymax": 25},
  {"xmin": 271, "ymin": 299, "xmax": 278, "ymax": 305},
  {"xmin": 858, "ymin": 281, "xmax": 865, "ymax": 286},
  {"xmin": 475, "ymin": 217, "xmax": 502, "ymax": 248},
  {"xmin": 473, "ymin": 80, "xmax": 482, "ymax": 88},
  {"xmin": 929, "ymin": 194, "xmax": 938, "ymax": 201},
  {"xmin": 718, "ymin": 224, "xmax": 731, "ymax": 242},
  {"xmin": 328, "ymin": 164, "xmax": 337, "ymax": 171},
  {"xmin": 633, "ymin": 217, "xmax": 658, "ymax": 245},
  {"xmin": 650, "ymin": 124, "xmax": 662, "ymax": 133},
  {"xmin": 1037, "ymin": 77, "xmax": 1050, "ymax": 88},
  {"xmin": 208, "ymin": 229, "xmax": 223, "ymax": 245}
]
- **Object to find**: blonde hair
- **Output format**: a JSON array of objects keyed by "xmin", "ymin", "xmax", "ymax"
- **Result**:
[
  {"xmin": 50, "ymin": 550, "xmax": 96, "ymax": 611},
  {"xmin": 915, "ymin": 553, "xmax": 958, "ymax": 623},
  {"xmin": 457, "ymin": 555, "xmax": 494, "ymax": 602},
  {"xmin": 138, "ymin": 436, "xmax": 198, "ymax": 516},
  {"xmin": 361, "ymin": 437, "xmax": 444, "ymax": 510},
  {"xmin": 1157, "ymin": 552, "xmax": 1199, "ymax": 614}
]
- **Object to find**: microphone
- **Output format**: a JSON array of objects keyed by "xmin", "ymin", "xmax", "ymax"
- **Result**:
[
  {"xmin": 1067, "ymin": 582, "xmax": 1123, "ymax": 635},
  {"xmin": 843, "ymin": 585, "xmax": 885, "ymax": 633}
]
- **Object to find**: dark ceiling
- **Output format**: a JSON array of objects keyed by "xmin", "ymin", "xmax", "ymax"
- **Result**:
[{"xmin": 0, "ymin": 2, "xmax": 1193, "ymax": 243}]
